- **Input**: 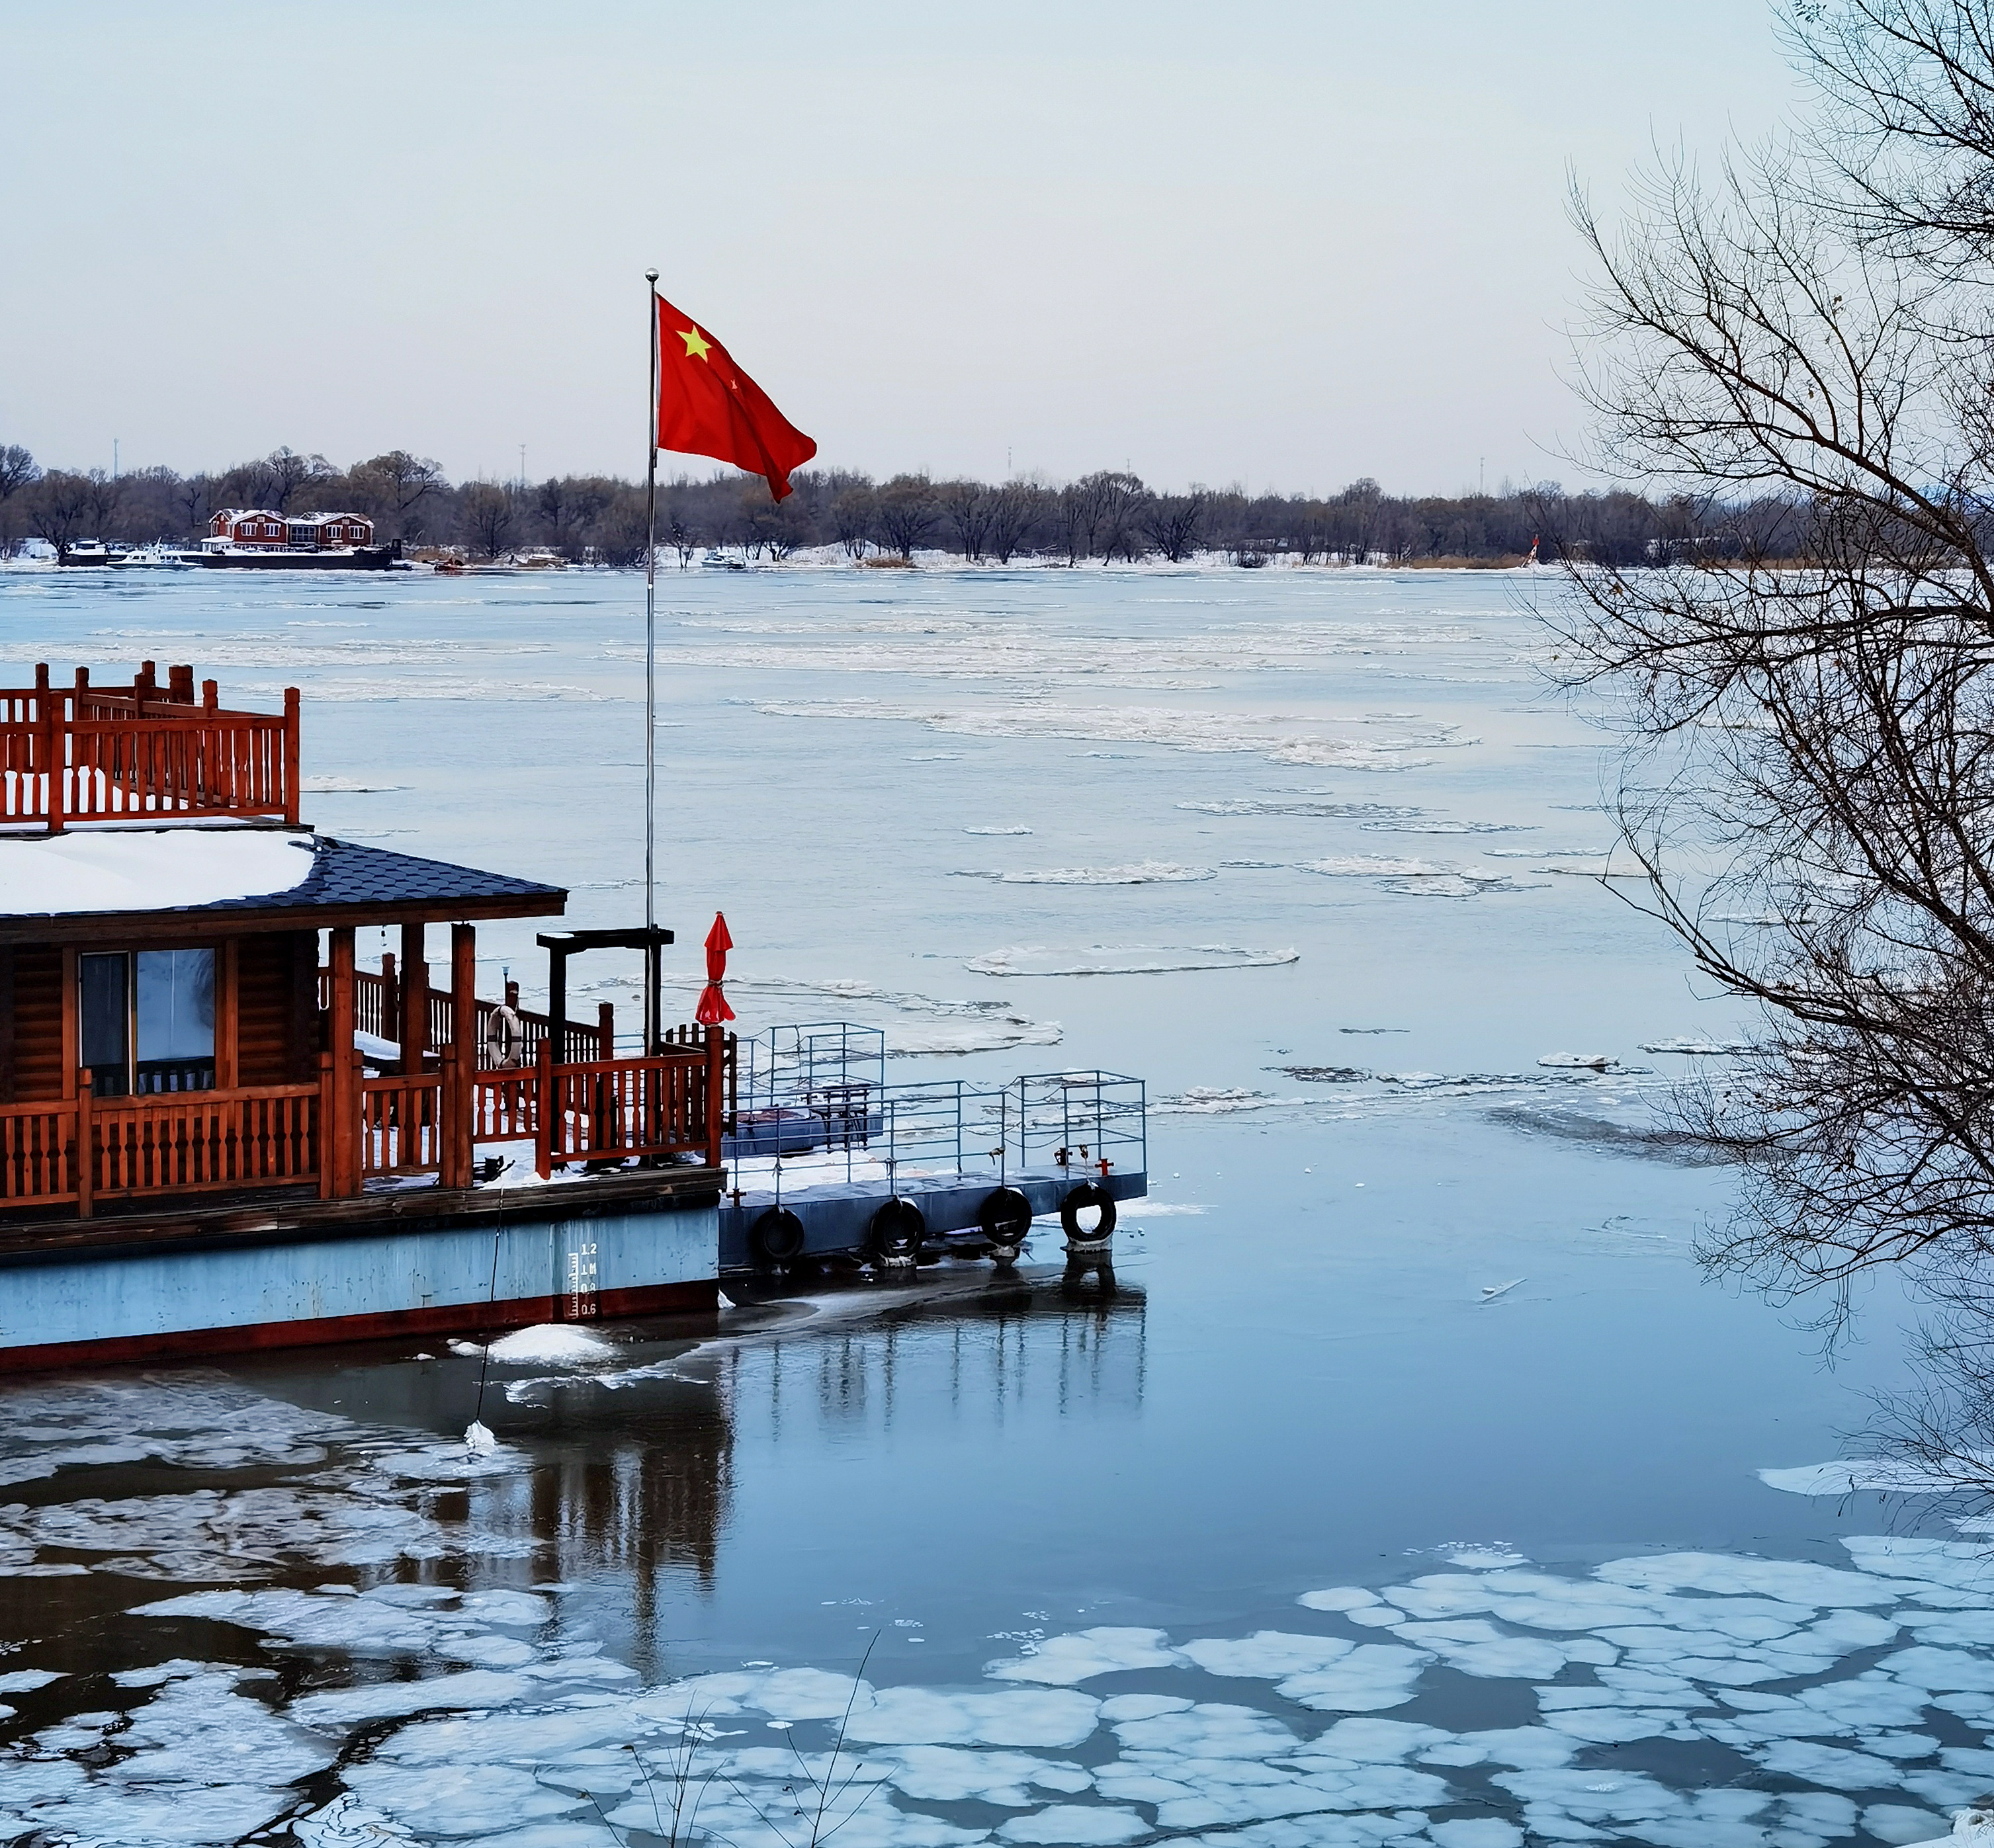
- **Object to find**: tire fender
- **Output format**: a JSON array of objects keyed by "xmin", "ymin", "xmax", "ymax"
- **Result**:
[
  {"xmin": 1059, "ymin": 1181, "xmax": 1117, "ymax": 1243},
  {"xmin": 978, "ymin": 1186, "xmax": 1033, "ymax": 1245},
  {"xmin": 749, "ymin": 1206, "xmax": 805, "ymax": 1267},
  {"xmin": 870, "ymin": 1196, "xmax": 926, "ymax": 1261}
]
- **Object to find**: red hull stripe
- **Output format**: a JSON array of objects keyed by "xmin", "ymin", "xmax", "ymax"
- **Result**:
[{"xmin": 0, "ymin": 1279, "xmax": 718, "ymax": 1375}]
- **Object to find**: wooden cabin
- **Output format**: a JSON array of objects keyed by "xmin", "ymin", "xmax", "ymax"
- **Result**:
[{"xmin": 0, "ymin": 664, "xmax": 726, "ymax": 1366}]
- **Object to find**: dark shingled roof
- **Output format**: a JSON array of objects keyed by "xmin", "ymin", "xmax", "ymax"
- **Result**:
[{"xmin": 198, "ymin": 836, "xmax": 565, "ymax": 914}]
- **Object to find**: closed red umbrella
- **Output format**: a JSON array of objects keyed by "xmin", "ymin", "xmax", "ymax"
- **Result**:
[{"xmin": 695, "ymin": 911, "xmax": 736, "ymax": 1025}]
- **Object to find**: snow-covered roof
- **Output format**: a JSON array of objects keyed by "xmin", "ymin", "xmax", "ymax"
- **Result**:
[
  {"xmin": 0, "ymin": 828, "xmax": 319, "ymax": 915},
  {"xmin": 0, "ymin": 829, "xmax": 566, "ymax": 931},
  {"xmin": 213, "ymin": 509, "xmax": 286, "ymax": 523}
]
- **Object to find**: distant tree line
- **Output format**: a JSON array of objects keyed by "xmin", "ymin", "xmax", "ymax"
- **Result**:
[{"xmin": 0, "ymin": 439, "xmax": 1822, "ymax": 567}]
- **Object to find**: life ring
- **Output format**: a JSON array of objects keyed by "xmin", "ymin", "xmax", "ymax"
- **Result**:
[
  {"xmin": 870, "ymin": 1196, "xmax": 926, "ymax": 1261},
  {"xmin": 484, "ymin": 1004, "xmax": 525, "ymax": 1068},
  {"xmin": 1059, "ymin": 1181, "xmax": 1117, "ymax": 1242},
  {"xmin": 749, "ymin": 1206, "xmax": 805, "ymax": 1267},
  {"xmin": 978, "ymin": 1186, "xmax": 1033, "ymax": 1245}
]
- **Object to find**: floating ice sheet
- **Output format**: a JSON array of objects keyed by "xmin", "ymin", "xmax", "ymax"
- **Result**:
[
  {"xmin": 966, "ymin": 944, "xmax": 1299, "ymax": 978},
  {"xmin": 954, "ymin": 861, "xmax": 1217, "ymax": 886}
]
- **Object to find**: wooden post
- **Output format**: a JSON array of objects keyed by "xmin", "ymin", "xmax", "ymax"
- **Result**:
[
  {"xmin": 36, "ymin": 663, "xmax": 61, "ymax": 834},
  {"xmin": 400, "ymin": 923, "xmax": 427, "ymax": 1073},
  {"xmin": 705, "ymin": 1025, "xmax": 724, "ymax": 1169},
  {"xmin": 451, "ymin": 923, "xmax": 477, "ymax": 1188},
  {"xmin": 282, "ymin": 687, "xmax": 300, "ymax": 825},
  {"xmin": 327, "ymin": 926, "xmax": 357, "ymax": 1197},
  {"xmin": 535, "ymin": 1036, "xmax": 554, "ymax": 1179},
  {"xmin": 172, "ymin": 665, "xmax": 195, "ymax": 702},
  {"xmin": 598, "ymin": 1000, "xmax": 615, "ymax": 1060},
  {"xmin": 380, "ymin": 950, "xmax": 398, "ymax": 1046},
  {"xmin": 75, "ymin": 1070, "xmax": 93, "ymax": 1220},
  {"xmin": 316, "ymin": 1052, "xmax": 335, "ymax": 1198}
]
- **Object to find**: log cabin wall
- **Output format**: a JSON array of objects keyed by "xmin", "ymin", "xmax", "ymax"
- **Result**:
[
  {"xmin": 8, "ymin": 945, "xmax": 62, "ymax": 1102},
  {"xmin": 237, "ymin": 931, "xmax": 315, "ymax": 1085}
]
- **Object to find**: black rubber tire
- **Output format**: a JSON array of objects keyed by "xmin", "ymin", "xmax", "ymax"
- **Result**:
[
  {"xmin": 1059, "ymin": 1181, "xmax": 1117, "ymax": 1241},
  {"xmin": 870, "ymin": 1196, "xmax": 926, "ymax": 1260},
  {"xmin": 749, "ymin": 1206, "xmax": 805, "ymax": 1267},
  {"xmin": 978, "ymin": 1186, "xmax": 1033, "ymax": 1245}
]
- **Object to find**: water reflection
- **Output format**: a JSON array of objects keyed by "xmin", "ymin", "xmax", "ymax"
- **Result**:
[{"xmin": 729, "ymin": 1272, "xmax": 1148, "ymax": 1450}]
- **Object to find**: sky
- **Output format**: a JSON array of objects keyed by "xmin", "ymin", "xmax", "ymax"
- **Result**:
[{"xmin": 0, "ymin": 1, "xmax": 1803, "ymax": 497}]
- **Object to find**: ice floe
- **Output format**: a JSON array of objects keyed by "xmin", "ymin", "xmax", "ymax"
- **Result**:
[
  {"xmin": 966, "ymin": 944, "xmax": 1299, "ymax": 978},
  {"xmin": 16, "ymin": 1369, "xmax": 1994, "ymax": 1848},
  {"xmin": 954, "ymin": 861, "xmax": 1218, "ymax": 885}
]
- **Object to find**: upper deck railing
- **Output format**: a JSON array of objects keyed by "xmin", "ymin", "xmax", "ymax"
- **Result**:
[{"xmin": 0, "ymin": 661, "xmax": 300, "ymax": 831}]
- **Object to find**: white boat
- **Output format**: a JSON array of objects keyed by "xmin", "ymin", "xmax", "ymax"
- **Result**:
[
  {"xmin": 109, "ymin": 545, "xmax": 200, "ymax": 570},
  {"xmin": 701, "ymin": 548, "xmax": 747, "ymax": 571}
]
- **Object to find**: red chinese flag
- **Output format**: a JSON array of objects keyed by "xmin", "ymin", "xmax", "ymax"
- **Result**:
[{"xmin": 655, "ymin": 295, "xmax": 816, "ymax": 501}]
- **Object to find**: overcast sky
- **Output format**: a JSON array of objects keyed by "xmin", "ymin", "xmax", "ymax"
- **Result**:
[{"xmin": 0, "ymin": 1, "xmax": 1801, "ymax": 495}]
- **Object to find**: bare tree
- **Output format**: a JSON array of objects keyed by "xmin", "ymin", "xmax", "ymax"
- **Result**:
[
  {"xmin": 0, "ymin": 445, "xmax": 37, "ymax": 505},
  {"xmin": 985, "ymin": 482, "xmax": 1045, "ymax": 564},
  {"xmin": 173, "ymin": 472, "xmax": 212, "ymax": 538},
  {"xmin": 1078, "ymin": 470, "xmax": 1149, "ymax": 562},
  {"xmin": 24, "ymin": 470, "xmax": 95, "ymax": 560},
  {"xmin": 1141, "ymin": 491, "xmax": 1207, "ymax": 564},
  {"xmin": 0, "ymin": 444, "xmax": 38, "ymax": 548},
  {"xmin": 80, "ymin": 468, "xmax": 121, "ymax": 538},
  {"xmin": 261, "ymin": 446, "xmax": 333, "ymax": 512},
  {"xmin": 938, "ymin": 480, "xmax": 994, "ymax": 562},
  {"xmin": 349, "ymin": 450, "xmax": 446, "ymax": 541},
  {"xmin": 1555, "ymin": 0, "xmax": 1994, "ymax": 1306},
  {"xmin": 458, "ymin": 482, "xmax": 517, "ymax": 560},
  {"xmin": 830, "ymin": 483, "xmax": 875, "ymax": 559},
  {"xmin": 873, "ymin": 474, "xmax": 937, "ymax": 560}
]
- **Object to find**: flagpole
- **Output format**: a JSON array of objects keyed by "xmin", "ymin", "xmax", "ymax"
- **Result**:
[{"xmin": 644, "ymin": 267, "xmax": 660, "ymax": 1057}]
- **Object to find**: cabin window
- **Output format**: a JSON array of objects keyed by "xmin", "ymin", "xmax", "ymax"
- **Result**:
[{"xmin": 77, "ymin": 948, "xmax": 216, "ymax": 1096}]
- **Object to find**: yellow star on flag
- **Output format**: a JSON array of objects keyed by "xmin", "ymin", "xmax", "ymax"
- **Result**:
[{"xmin": 678, "ymin": 326, "xmax": 712, "ymax": 362}]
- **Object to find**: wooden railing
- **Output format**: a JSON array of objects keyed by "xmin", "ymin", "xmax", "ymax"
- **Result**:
[
  {"xmin": 0, "ymin": 1031, "xmax": 730, "ymax": 1219},
  {"xmin": 0, "ymin": 661, "xmax": 298, "ymax": 831},
  {"xmin": 359, "ymin": 1073, "xmax": 444, "ymax": 1179},
  {"xmin": 0, "ymin": 1079, "xmax": 321, "ymax": 1215},
  {"xmin": 534, "ymin": 1044, "xmax": 713, "ymax": 1175},
  {"xmin": 0, "ymin": 1101, "xmax": 80, "ymax": 1207},
  {"xmin": 92, "ymin": 1082, "xmax": 319, "ymax": 1202}
]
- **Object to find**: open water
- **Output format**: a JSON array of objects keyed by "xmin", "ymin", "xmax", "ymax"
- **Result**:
[{"xmin": 0, "ymin": 563, "xmax": 1978, "ymax": 1848}]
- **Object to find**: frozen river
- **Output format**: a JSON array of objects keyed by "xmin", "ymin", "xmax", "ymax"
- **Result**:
[{"xmin": 0, "ymin": 563, "xmax": 1983, "ymax": 1847}]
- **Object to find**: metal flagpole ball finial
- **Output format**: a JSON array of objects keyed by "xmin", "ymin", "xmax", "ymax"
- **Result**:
[{"xmin": 645, "ymin": 269, "xmax": 658, "ymax": 283}]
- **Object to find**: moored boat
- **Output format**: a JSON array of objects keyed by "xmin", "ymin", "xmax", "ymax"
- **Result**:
[{"xmin": 0, "ymin": 660, "xmax": 723, "ymax": 1369}]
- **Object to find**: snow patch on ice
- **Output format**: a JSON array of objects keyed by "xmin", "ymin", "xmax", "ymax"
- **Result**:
[{"xmin": 482, "ymin": 1325, "xmax": 617, "ymax": 1366}]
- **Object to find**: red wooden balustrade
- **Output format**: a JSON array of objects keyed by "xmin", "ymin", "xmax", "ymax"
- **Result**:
[
  {"xmin": 357, "ymin": 1072, "xmax": 445, "ymax": 1179},
  {"xmin": 0, "ymin": 661, "xmax": 298, "ymax": 829},
  {"xmin": 0, "ymin": 1034, "xmax": 731, "ymax": 1218}
]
